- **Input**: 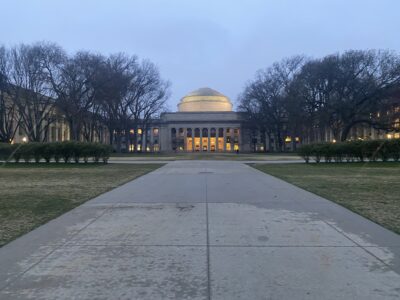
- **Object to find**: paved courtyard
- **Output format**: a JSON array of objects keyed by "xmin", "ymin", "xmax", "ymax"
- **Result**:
[{"xmin": 0, "ymin": 161, "xmax": 399, "ymax": 299}]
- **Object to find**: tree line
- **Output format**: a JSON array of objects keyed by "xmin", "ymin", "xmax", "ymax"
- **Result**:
[
  {"xmin": 239, "ymin": 50, "xmax": 400, "ymax": 151},
  {"xmin": 0, "ymin": 42, "xmax": 170, "ymax": 152}
]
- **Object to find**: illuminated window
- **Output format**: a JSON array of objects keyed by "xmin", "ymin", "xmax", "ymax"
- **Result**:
[
  {"xmin": 138, "ymin": 128, "xmax": 142, "ymax": 135},
  {"xmin": 234, "ymin": 144, "xmax": 239, "ymax": 151},
  {"xmin": 153, "ymin": 128, "xmax": 159, "ymax": 136},
  {"xmin": 129, "ymin": 129, "xmax": 134, "ymax": 134},
  {"xmin": 285, "ymin": 136, "xmax": 292, "ymax": 143},
  {"xmin": 295, "ymin": 137, "xmax": 300, "ymax": 142},
  {"xmin": 226, "ymin": 143, "xmax": 231, "ymax": 151},
  {"xmin": 137, "ymin": 144, "xmax": 141, "ymax": 151}
]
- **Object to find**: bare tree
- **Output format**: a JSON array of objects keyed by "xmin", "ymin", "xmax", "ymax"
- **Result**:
[
  {"xmin": 128, "ymin": 60, "xmax": 169, "ymax": 152},
  {"xmin": 239, "ymin": 56, "xmax": 305, "ymax": 151},
  {"xmin": 293, "ymin": 50, "xmax": 400, "ymax": 141},
  {"xmin": 0, "ymin": 46, "xmax": 20, "ymax": 143},
  {"xmin": 47, "ymin": 51, "xmax": 106, "ymax": 141},
  {"xmin": 9, "ymin": 42, "xmax": 62, "ymax": 142}
]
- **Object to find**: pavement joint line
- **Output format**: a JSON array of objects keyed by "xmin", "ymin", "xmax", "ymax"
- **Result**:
[
  {"xmin": 0, "ymin": 204, "xmax": 113, "ymax": 292},
  {"xmin": 205, "ymin": 172, "xmax": 211, "ymax": 300},
  {"xmin": 56, "ymin": 244, "xmax": 364, "ymax": 248},
  {"xmin": 321, "ymin": 218, "xmax": 398, "ymax": 272}
]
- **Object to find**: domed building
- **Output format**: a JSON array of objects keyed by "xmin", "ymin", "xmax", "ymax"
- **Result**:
[
  {"xmin": 127, "ymin": 87, "xmax": 253, "ymax": 152},
  {"xmin": 178, "ymin": 88, "xmax": 233, "ymax": 112}
]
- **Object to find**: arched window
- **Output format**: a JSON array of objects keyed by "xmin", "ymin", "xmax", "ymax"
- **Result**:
[
  {"xmin": 202, "ymin": 128, "xmax": 208, "ymax": 137},
  {"xmin": 194, "ymin": 128, "xmax": 200, "ymax": 137},
  {"xmin": 179, "ymin": 128, "xmax": 184, "ymax": 137},
  {"xmin": 210, "ymin": 128, "xmax": 216, "ymax": 137},
  {"xmin": 187, "ymin": 128, "xmax": 192, "ymax": 137},
  {"xmin": 218, "ymin": 128, "xmax": 224, "ymax": 137}
]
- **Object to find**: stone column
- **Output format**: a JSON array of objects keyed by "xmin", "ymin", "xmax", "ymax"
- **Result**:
[
  {"xmin": 192, "ymin": 128, "xmax": 195, "ymax": 152},
  {"xmin": 208, "ymin": 127, "xmax": 211, "ymax": 152},
  {"xmin": 216, "ymin": 128, "xmax": 219, "ymax": 152},
  {"xmin": 200, "ymin": 128, "xmax": 203, "ymax": 151},
  {"xmin": 223, "ymin": 127, "xmax": 227, "ymax": 152}
]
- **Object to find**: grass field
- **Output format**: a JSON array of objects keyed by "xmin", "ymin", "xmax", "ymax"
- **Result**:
[
  {"xmin": 0, "ymin": 163, "xmax": 163, "ymax": 246},
  {"xmin": 252, "ymin": 162, "xmax": 400, "ymax": 234}
]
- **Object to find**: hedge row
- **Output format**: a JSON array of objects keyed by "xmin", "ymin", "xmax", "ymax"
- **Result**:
[
  {"xmin": 298, "ymin": 140, "xmax": 400, "ymax": 163},
  {"xmin": 0, "ymin": 142, "xmax": 113, "ymax": 163}
]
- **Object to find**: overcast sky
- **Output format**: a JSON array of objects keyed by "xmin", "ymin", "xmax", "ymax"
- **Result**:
[{"xmin": 1, "ymin": 0, "xmax": 400, "ymax": 110}]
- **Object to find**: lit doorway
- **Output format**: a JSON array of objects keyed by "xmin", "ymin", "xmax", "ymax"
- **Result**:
[{"xmin": 202, "ymin": 137, "xmax": 208, "ymax": 151}]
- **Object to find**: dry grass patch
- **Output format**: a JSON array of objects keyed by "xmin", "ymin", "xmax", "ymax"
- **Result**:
[
  {"xmin": 251, "ymin": 162, "xmax": 400, "ymax": 234},
  {"xmin": 0, "ymin": 163, "xmax": 163, "ymax": 246}
]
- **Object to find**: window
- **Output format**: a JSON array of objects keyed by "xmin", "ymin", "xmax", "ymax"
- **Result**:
[
  {"xmin": 218, "ymin": 128, "xmax": 224, "ymax": 137},
  {"xmin": 202, "ymin": 128, "xmax": 208, "ymax": 137},
  {"xmin": 210, "ymin": 128, "xmax": 216, "ymax": 137},
  {"xmin": 171, "ymin": 128, "xmax": 177, "ymax": 138},
  {"xmin": 153, "ymin": 128, "xmax": 159, "ymax": 136},
  {"xmin": 187, "ymin": 128, "xmax": 192, "ymax": 137}
]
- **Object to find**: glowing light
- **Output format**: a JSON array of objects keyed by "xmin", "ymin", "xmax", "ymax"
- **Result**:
[
  {"xmin": 295, "ymin": 137, "xmax": 300, "ymax": 142},
  {"xmin": 129, "ymin": 129, "xmax": 134, "ymax": 134},
  {"xmin": 138, "ymin": 129, "xmax": 142, "ymax": 135},
  {"xmin": 387, "ymin": 134, "xmax": 393, "ymax": 139},
  {"xmin": 332, "ymin": 139, "xmax": 337, "ymax": 143},
  {"xmin": 285, "ymin": 136, "xmax": 292, "ymax": 143},
  {"xmin": 22, "ymin": 137, "xmax": 28, "ymax": 143}
]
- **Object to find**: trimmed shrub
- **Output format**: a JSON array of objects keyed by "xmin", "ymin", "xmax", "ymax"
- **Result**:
[
  {"xmin": 59, "ymin": 141, "xmax": 76, "ymax": 163},
  {"xmin": 100, "ymin": 144, "xmax": 113, "ymax": 164},
  {"xmin": 310, "ymin": 143, "xmax": 325, "ymax": 163},
  {"xmin": 298, "ymin": 139, "xmax": 400, "ymax": 163},
  {"xmin": 298, "ymin": 144, "xmax": 312, "ymax": 163},
  {"xmin": 19, "ymin": 143, "xmax": 35, "ymax": 163},
  {"xmin": 41, "ymin": 143, "xmax": 54, "ymax": 163},
  {"xmin": 0, "ymin": 143, "xmax": 13, "ymax": 161},
  {"xmin": 3, "ymin": 141, "xmax": 113, "ymax": 164}
]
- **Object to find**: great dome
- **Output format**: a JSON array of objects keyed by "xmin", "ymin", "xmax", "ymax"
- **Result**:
[{"xmin": 178, "ymin": 87, "xmax": 233, "ymax": 112}]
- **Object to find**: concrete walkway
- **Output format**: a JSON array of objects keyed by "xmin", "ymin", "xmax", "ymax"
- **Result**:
[{"xmin": 0, "ymin": 161, "xmax": 399, "ymax": 299}]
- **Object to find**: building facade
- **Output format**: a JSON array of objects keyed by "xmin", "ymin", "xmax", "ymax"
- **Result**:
[{"xmin": 123, "ymin": 87, "xmax": 252, "ymax": 152}]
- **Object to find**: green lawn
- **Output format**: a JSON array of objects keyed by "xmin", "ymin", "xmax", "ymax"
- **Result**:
[
  {"xmin": 251, "ymin": 162, "xmax": 400, "ymax": 234},
  {"xmin": 111, "ymin": 152, "xmax": 301, "ymax": 161},
  {"xmin": 0, "ymin": 163, "xmax": 163, "ymax": 246}
]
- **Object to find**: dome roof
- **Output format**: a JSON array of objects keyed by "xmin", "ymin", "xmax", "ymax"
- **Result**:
[{"xmin": 178, "ymin": 87, "xmax": 233, "ymax": 112}]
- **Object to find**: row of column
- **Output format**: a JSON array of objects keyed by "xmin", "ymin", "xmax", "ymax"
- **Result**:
[{"xmin": 172, "ymin": 127, "xmax": 240, "ymax": 152}]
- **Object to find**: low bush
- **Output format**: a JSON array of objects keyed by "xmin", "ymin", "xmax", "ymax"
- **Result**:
[
  {"xmin": 0, "ymin": 141, "xmax": 113, "ymax": 164},
  {"xmin": 298, "ymin": 139, "xmax": 400, "ymax": 163}
]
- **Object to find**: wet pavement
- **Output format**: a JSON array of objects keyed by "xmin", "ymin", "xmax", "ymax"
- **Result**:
[{"xmin": 0, "ymin": 161, "xmax": 399, "ymax": 299}]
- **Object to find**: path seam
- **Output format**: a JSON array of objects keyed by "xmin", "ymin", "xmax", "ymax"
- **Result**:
[
  {"xmin": 205, "ymin": 172, "xmax": 211, "ymax": 300},
  {"xmin": 0, "ymin": 205, "xmax": 113, "ymax": 292}
]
